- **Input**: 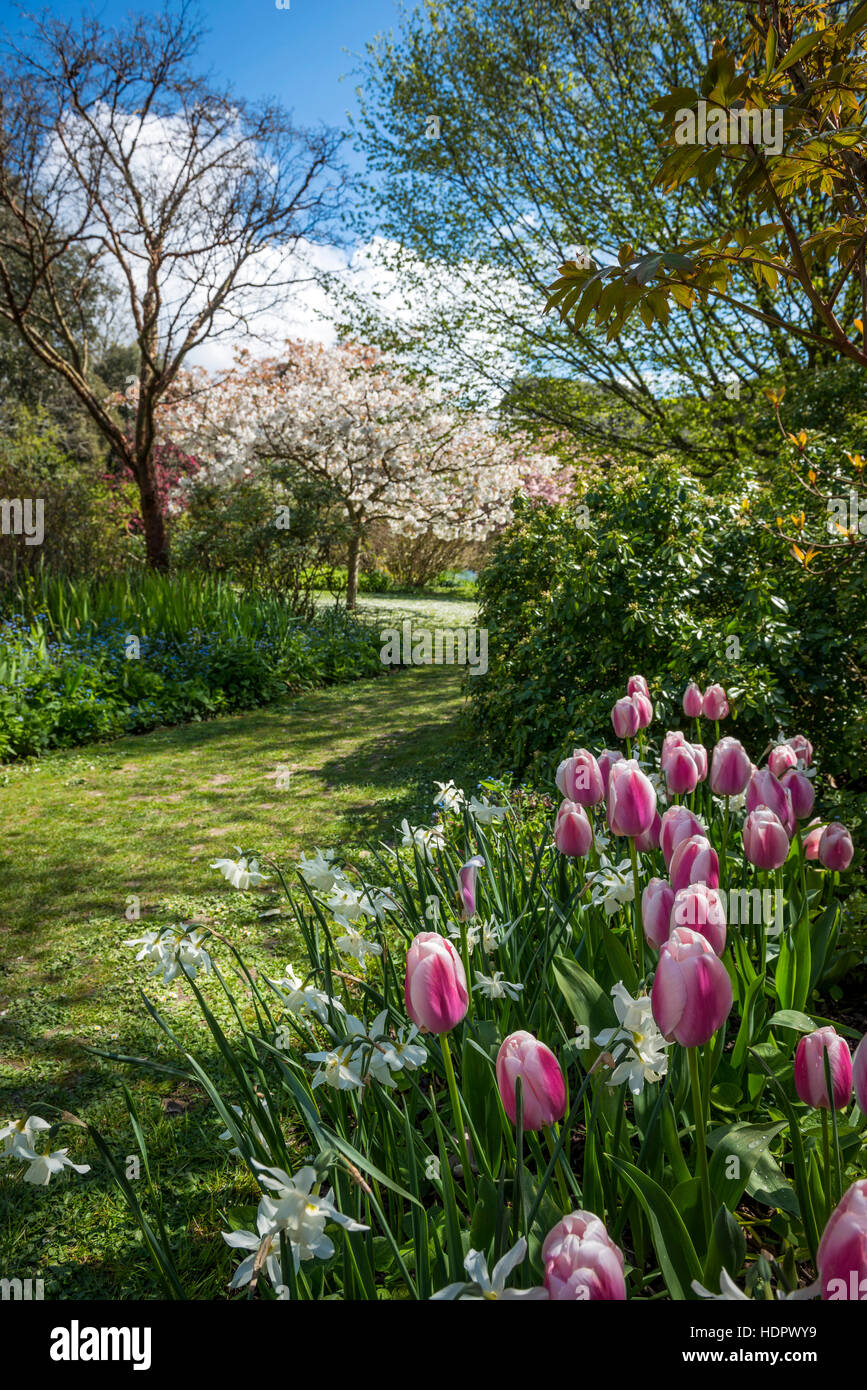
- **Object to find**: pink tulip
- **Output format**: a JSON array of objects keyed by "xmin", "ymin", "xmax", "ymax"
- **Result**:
[
  {"xmin": 690, "ymin": 742, "xmax": 708, "ymax": 782},
  {"xmin": 651, "ymin": 926, "xmax": 733, "ymax": 1047},
  {"xmin": 768, "ymin": 743, "xmax": 798, "ymax": 778},
  {"xmin": 660, "ymin": 805, "xmax": 705, "ymax": 869},
  {"xmin": 779, "ymin": 766, "xmax": 815, "ymax": 821},
  {"xmin": 747, "ymin": 766, "xmax": 794, "ymax": 836},
  {"xmin": 670, "ymin": 883, "xmax": 727, "ymax": 956},
  {"xmin": 632, "ymin": 692, "xmax": 653, "ymax": 729},
  {"xmin": 458, "ymin": 855, "xmax": 485, "ymax": 920},
  {"xmin": 786, "ymin": 734, "xmax": 814, "ymax": 767},
  {"xmin": 496, "ymin": 1031, "xmax": 567, "ymax": 1131},
  {"xmin": 642, "ymin": 877, "xmax": 676, "ymax": 949},
  {"xmin": 607, "ymin": 759, "xmax": 657, "ymax": 837},
  {"xmin": 554, "ymin": 800, "xmax": 593, "ymax": 858},
  {"xmin": 664, "ymin": 744, "xmax": 701, "ymax": 797},
  {"xmin": 710, "ymin": 737, "xmax": 752, "ymax": 797},
  {"xmin": 611, "ymin": 696, "xmax": 640, "ymax": 739},
  {"xmin": 660, "ymin": 729, "xmax": 687, "ymax": 770},
  {"xmin": 819, "ymin": 822, "xmax": 854, "ymax": 872},
  {"xmin": 542, "ymin": 1211, "xmax": 626, "ymax": 1301},
  {"xmin": 853, "ymin": 1034, "xmax": 867, "ymax": 1116},
  {"xmin": 683, "ymin": 681, "xmax": 704, "ymax": 718},
  {"xmin": 742, "ymin": 806, "xmax": 790, "ymax": 871},
  {"xmin": 803, "ymin": 822, "xmax": 825, "ymax": 860},
  {"xmin": 627, "ymin": 674, "xmax": 649, "ymax": 698},
  {"xmin": 818, "ymin": 1181, "xmax": 867, "ymax": 1300},
  {"xmin": 794, "ymin": 1027, "xmax": 853, "ymax": 1111},
  {"xmin": 634, "ymin": 810, "xmax": 661, "ymax": 853},
  {"xmin": 597, "ymin": 749, "xmax": 623, "ymax": 795},
  {"xmin": 703, "ymin": 684, "xmax": 729, "ymax": 720},
  {"xmin": 555, "ymin": 748, "xmax": 604, "ymax": 806},
  {"xmin": 669, "ymin": 834, "xmax": 720, "ymax": 893},
  {"xmin": 404, "ymin": 933, "xmax": 469, "ymax": 1034}
]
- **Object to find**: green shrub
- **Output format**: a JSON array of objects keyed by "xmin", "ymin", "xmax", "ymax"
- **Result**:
[{"xmin": 470, "ymin": 465, "xmax": 867, "ymax": 785}]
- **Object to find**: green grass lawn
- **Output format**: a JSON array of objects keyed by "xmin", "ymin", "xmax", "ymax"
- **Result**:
[{"xmin": 0, "ymin": 659, "xmax": 490, "ymax": 1298}]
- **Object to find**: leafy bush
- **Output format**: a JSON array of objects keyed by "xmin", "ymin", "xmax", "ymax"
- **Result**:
[
  {"xmin": 0, "ymin": 574, "xmax": 384, "ymax": 760},
  {"xmin": 470, "ymin": 465, "xmax": 867, "ymax": 785}
]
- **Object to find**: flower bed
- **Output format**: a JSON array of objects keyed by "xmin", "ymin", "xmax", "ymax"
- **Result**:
[{"xmin": 6, "ymin": 677, "xmax": 865, "ymax": 1301}]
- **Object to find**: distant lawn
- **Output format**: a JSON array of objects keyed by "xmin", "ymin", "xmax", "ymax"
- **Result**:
[{"xmin": 0, "ymin": 661, "xmax": 489, "ymax": 1299}]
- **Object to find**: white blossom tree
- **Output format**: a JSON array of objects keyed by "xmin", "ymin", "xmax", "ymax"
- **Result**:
[{"xmin": 157, "ymin": 341, "xmax": 562, "ymax": 605}]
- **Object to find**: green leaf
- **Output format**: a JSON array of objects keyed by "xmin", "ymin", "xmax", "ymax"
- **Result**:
[
  {"xmin": 609, "ymin": 1157, "xmax": 703, "ymax": 1299},
  {"xmin": 707, "ymin": 1120, "xmax": 786, "ymax": 1210},
  {"xmin": 552, "ymin": 953, "xmax": 613, "ymax": 1039}
]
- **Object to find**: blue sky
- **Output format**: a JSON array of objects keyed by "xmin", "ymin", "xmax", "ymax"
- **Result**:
[{"xmin": 0, "ymin": 0, "xmax": 405, "ymax": 154}]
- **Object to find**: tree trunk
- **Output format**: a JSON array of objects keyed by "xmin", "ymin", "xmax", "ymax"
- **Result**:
[
  {"xmin": 346, "ymin": 530, "xmax": 361, "ymax": 609},
  {"xmin": 137, "ymin": 448, "xmax": 170, "ymax": 571}
]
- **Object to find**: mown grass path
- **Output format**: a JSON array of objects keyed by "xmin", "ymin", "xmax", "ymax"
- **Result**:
[{"xmin": 0, "ymin": 648, "xmax": 486, "ymax": 1297}]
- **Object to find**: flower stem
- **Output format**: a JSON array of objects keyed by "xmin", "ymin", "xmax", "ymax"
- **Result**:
[
  {"xmin": 628, "ymin": 835, "xmax": 645, "ymax": 980},
  {"xmin": 441, "ymin": 1032, "xmax": 474, "ymax": 1207},
  {"xmin": 543, "ymin": 1124, "xmax": 572, "ymax": 1211},
  {"xmin": 688, "ymin": 1045, "xmax": 713, "ymax": 1245}
]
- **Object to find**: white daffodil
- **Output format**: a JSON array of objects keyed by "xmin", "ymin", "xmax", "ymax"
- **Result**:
[
  {"xmin": 210, "ymin": 853, "xmax": 269, "ymax": 890},
  {"xmin": 358, "ymin": 888, "xmax": 399, "ymax": 921},
  {"xmin": 399, "ymin": 819, "xmax": 446, "ymax": 863},
  {"xmin": 447, "ymin": 920, "xmax": 482, "ymax": 953},
  {"xmin": 20, "ymin": 1147, "xmax": 91, "ymax": 1185},
  {"xmin": 481, "ymin": 919, "xmax": 502, "ymax": 954},
  {"xmin": 468, "ymin": 795, "xmax": 508, "ymax": 825},
  {"xmin": 473, "ymin": 972, "xmax": 524, "ymax": 1002},
  {"xmin": 431, "ymin": 1238, "xmax": 548, "ymax": 1300},
  {"xmin": 325, "ymin": 884, "xmax": 376, "ymax": 929},
  {"xmin": 1, "ymin": 1114, "xmax": 52, "ymax": 1160},
  {"xmin": 334, "ymin": 924, "xmax": 383, "ymax": 966},
  {"xmin": 434, "ymin": 780, "xmax": 466, "ymax": 813},
  {"xmin": 304, "ymin": 1044, "xmax": 365, "ymax": 1091},
  {"xmin": 297, "ymin": 848, "xmax": 343, "ymax": 892},
  {"xmin": 147, "ymin": 928, "xmax": 212, "ymax": 985},
  {"xmin": 593, "ymin": 830, "xmax": 611, "ymax": 855},
  {"xmin": 223, "ymin": 1211, "xmax": 284, "ymax": 1292},
  {"xmin": 594, "ymin": 982, "xmax": 670, "ymax": 1095},
  {"xmin": 362, "ymin": 1010, "xmax": 427, "ymax": 1086},
  {"xmin": 253, "ymin": 1163, "xmax": 369, "ymax": 1270},
  {"xmin": 123, "ymin": 929, "xmax": 165, "ymax": 965},
  {"xmin": 691, "ymin": 1270, "xmax": 819, "ymax": 1301},
  {"xmin": 271, "ymin": 965, "xmax": 343, "ymax": 1024},
  {"xmin": 589, "ymin": 857, "xmax": 635, "ymax": 916}
]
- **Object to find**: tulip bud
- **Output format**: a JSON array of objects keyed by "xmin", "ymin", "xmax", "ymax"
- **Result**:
[
  {"xmin": 794, "ymin": 1027, "xmax": 853, "ymax": 1111},
  {"xmin": 554, "ymin": 800, "xmax": 593, "ymax": 858},
  {"xmin": 651, "ymin": 926, "xmax": 733, "ymax": 1047},
  {"xmin": 742, "ymin": 806, "xmax": 790, "ymax": 871},
  {"xmin": 803, "ymin": 822, "xmax": 825, "ymax": 860},
  {"xmin": 404, "ymin": 933, "xmax": 469, "ymax": 1034},
  {"xmin": 664, "ymin": 744, "xmax": 701, "ymax": 797},
  {"xmin": 786, "ymin": 734, "xmax": 814, "ymax": 767},
  {"xmin": 642, "ymin": 877, "xmax": 675, "ymax": 949},
  {"xmin": 458, "ymin": 855, "xmax": 485, "ymax": 920},
  {"xmin": 542, "ymin": 1211, "xmax": 626, "ymax": 1301},
  {"xmin": 854, "ymin": 1034, "xmax": 867, "ymax": 1116},
  {"xmin": 634, "ymin": 810, "xmax": 661, "ymax": 853},
  {"xmin": 627, "ymin": 674, "xmax": 649, "ymax": 698},
  {"xmin": 555, "ymin": 748, "xmax": 604, "ymax": 806},
  {"xmin": 683, "ymin": 681, "xmax": 704, "ymax": 718},
  {"xmin": 660, "ymin": 729, "xmax": 687, "ymax": 770},
  {"xmin": 632, "ymin": 692, "xmax": 653, "ymax": 730},
  {"xmin": 670, "ymin": 883, "xmax": 727, "ymax": 956},
  {"xmin": 690, "ymin": 742, "xmax": 708, "ymax": 783},
  {"xmin": 819, "ymin": 822, "xmax": 854, "ymax": 872},
  {"xmin": 710, "ymin": 737, "xmax": 752, "ymax": 797},
  {"xmin": 817, "ymin": 1181, "xmax": 867, "ymax": 1300},
  {"xmin": 669, "ymin": 834, "xmax": 720, "ymax": 893},
  {"xmin": 496, "ymin": 1031, "xmax": 567, "ymax": 1131},
  {"xmin": 660, "ymin": 805, "xmax": 705, "ymax": 869},
  {"xmin": 779, "ymin": 766, "xmax": 815, "ymax": 821},
  {"xmin": 703, "ymin": 684, "xmax": 729, "ymax": 720},
  {"xmin": 607, "ymin": 758, "xmax": 657, "ymax": 837},
  {"xmin": 611, "ymin": 696, "xmax": 640, "ymax": 739},
  {"xmin": 597, "ymin": 749, "xmax": 623, "ymax": 795},
  {"xmin": 747, "ymin": 766, "xmax": 794, "ymax": 836},
  {"xmin": 768, "ymin": 743, "xmax": 798, "ymax": 778}
]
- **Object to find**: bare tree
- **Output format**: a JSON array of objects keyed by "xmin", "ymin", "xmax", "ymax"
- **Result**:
[{"xmin": 0, "ymin": 3, "xmax": 344, "ymax": 567}]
